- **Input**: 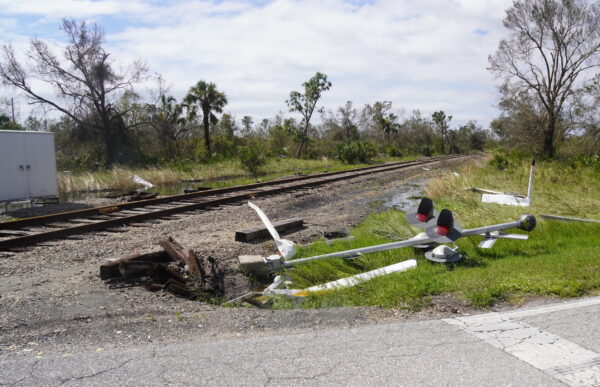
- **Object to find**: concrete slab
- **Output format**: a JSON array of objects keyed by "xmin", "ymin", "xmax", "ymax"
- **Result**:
[
  {"xmin": 0, "ymin": 319, "xmax": 560, "ymax": 386},
  {"xmin": 522, "ymin": 302, "xmax": 600, "ymax": 354}
]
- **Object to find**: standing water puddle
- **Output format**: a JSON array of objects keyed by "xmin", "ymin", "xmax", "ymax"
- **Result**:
[
  {"xmin": 382, "ymin": 177, "xmax": 430, "ymax": 212},
  {"xmin": 58, "ymin": 182, "xmax": 205, "ymax": 203}
]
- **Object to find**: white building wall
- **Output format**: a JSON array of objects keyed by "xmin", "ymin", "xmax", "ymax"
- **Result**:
[{"xmin": 0, "ymin": 130, "xmax": 58, "ymax": 202}]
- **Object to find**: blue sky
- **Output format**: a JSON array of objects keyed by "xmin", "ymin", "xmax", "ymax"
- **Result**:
[{"xmin": 0, "ymin": 0, "xmax": 513, "ymax": 129}]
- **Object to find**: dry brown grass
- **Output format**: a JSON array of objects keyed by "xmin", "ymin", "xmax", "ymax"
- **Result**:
[{"xmin": 56, "ymin": 158, "xmax": 349, "ymax": 193}]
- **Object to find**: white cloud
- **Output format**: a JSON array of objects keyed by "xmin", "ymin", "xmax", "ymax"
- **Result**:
[
  {"xmin": 0, "ymin": 0, "xmax": 513, "ymax": 127},
  {"xmin": 0, "ymin": 0, "xmax": 148, "ymax": 18}
]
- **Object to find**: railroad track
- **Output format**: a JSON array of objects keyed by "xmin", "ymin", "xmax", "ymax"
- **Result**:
[{"xmin": 0, "ymin": 155, "xmax": 466, "ymax": 251}]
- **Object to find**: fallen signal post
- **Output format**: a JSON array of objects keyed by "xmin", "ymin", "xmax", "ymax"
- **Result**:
[
  {"xmin": 234, "ymin": 198, "xmax": 537, "ymax": 306},
  {"xmin": 239, "ymin": 197, "xmax": 537, "ymax": 277}
]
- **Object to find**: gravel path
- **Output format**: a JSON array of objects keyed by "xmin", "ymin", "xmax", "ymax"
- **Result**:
[{"xmin": 1, "ymin": 157, "xmax": 481, "ymax": 358}]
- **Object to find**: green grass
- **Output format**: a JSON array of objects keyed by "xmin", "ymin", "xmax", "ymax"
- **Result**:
[
  {"xmin": 276, "ymin": 157, "xmax": 600, "ymax": 310},
  {"xmin": 57, "ymin": 156, "xmax": 414, "ymax": 193}
]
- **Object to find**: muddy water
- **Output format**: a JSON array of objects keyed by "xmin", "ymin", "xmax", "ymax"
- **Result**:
[
  {"xmin": 382, "ymin": 177, "xmax": 430, "ymax": 212},
  {"xmin": 383, "ymin": 181, "xmax": 427, "ymax": 211}
]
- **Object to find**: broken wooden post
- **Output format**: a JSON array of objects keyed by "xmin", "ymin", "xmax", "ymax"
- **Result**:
[
  {"xmin": 118, "ymin": 261, "xmax": 157, "ymax": 277},
  {"xmin": 101, "ymin": 238, "xmax": 224, "ymax": 299},
  {"xmin": 196, "ymin": 253, "xmax": 224, "ymax": 295},
  {"xmin": 149, "ymin": 264, "xmax": 187, "ymax": 284},
  {"xmin": 100, "ymin": 250, "xmax": 172, "ymax": 280},
  {"xmin": 235, "ymin": 218, "xmax": 304, "ymax": 242},
  {"xmin": 158, "ymin": 237, "xmax": 202, "ymax": 280}
]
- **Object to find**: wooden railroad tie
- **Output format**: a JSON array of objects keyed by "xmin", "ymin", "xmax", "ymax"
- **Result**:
[{"xmin": 235, "ymin": 218, "xmax": 304, "ymax": 242}]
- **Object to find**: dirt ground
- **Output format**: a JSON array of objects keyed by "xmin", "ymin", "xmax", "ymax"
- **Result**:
[{"xmin": 1, "ymin": 157, "xmax": 504, "ymax": 359}]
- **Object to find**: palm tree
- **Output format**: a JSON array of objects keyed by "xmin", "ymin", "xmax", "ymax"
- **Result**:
[{"xmin": 184, "ymin": 81, "xmax": 228, "ymax": 156}]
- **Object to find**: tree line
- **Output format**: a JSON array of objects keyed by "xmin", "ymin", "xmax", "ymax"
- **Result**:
[
  {"xmin": 0, "ymin": 20, "xmax": 488, "ymax": 170},
  {"xmin": 2, "ymin": 0, "xmax": 599, "ymax": 170}
]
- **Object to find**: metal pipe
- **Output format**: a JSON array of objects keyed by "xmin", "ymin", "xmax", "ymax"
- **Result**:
[
  {"xmin": 283, "ymin": 234, "xmax": 430, "ymax": 267},
  {"xmin": 527, "ymin": 160, "xmax": 535, "ymax": 200},
  {"xmin": 541, "ymin": 214, "xmax": 600, "ymax": 224},
  {"xmin": 282, "ymin": 216, "xmax": 534, "ymax": 268},
  {"xmin": 304, "ymin": 259, "xmax": 417, "ymax": 292}
]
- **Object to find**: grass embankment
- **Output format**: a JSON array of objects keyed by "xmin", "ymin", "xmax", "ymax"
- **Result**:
[
  {"xmin": 279, "ymin": 158, "xmax": 600, "ymax": 310},
  {"xmin": 57, "ymin": 157, "xmax": 412, "ymax": 194}
]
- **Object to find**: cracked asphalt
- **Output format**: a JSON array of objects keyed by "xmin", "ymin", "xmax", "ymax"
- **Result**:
[{"xmin": 4, "ymin": 297, "xmax": 600, "ymax": 386}]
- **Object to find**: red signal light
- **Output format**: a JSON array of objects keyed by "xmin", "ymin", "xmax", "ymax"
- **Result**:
[
  {"xmin": 436, "ymin": 225, "xmax": 450, "ymax": 236},
  {"xmin": 416, "ymin": 213, "xmax": 429, "ymax": 223}
]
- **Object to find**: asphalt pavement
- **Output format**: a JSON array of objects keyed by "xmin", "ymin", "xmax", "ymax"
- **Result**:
[{"xmin": 2, "ymin": 296, "xmax": 600, "ymax": 386}]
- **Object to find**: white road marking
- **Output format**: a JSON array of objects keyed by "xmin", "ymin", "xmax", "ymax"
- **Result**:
[
  {"xmin": 444, "ymin": 297, "xmax": 600, "ymax": 386},
  {"xmin": 504, "ymin": 295, "xmax": 600, "ymax": 319}
]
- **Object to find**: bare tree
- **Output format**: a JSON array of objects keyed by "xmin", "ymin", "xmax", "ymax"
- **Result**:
[
  {"xmin": 489, "ymin": 0, "xmax": 600, "ymax": 158},
  {"xmin": 491, "ymin": 82, "xmax": 548, "ymax": 153},
  {"xmin": 0, "ymin": 19, "xmax": 147, "ymax": 166},
  {"xmin": 322, "ymin": 101, "xmax": 361, "ymax": 142},
  {"xmin": 336, "ymin": 101, "xmax": 360, "ymax": 141}
]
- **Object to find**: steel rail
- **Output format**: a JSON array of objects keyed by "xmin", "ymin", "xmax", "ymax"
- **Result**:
[
  {"xmin": 0, "ymin": 155, "xmax": 466, "ymax": 250},
  {"xmin": 0, "ymin": 155, "xmax": 458, "ymax": 230}
]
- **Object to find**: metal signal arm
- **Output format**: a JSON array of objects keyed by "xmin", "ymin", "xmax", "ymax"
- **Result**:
[{"xmin": 263, "ymin": 215, "xmax": 536, "ymax": 271}]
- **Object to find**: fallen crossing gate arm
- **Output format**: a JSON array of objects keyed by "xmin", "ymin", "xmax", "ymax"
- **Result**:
[
  {"xmin": 264, "ymin": 259, "xmax": 418, "ymax": 298},
  {"xmin": 266, "ymin": 215, "xmax": 535, "ymax": 270},
  {"xmin": 280, "ymin": 234, "xmax": 430, "ymax": 268}
]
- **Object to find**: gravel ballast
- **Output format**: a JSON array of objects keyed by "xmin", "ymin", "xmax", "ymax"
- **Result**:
[{"xmin": 1, "ymin": 158, "xmax": 485, "ymax": 358}]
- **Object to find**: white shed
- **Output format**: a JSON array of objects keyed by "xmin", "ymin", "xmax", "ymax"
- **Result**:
[{"xmin": 0, "ymin": 130, "xmax": 58, "ymax": 202}]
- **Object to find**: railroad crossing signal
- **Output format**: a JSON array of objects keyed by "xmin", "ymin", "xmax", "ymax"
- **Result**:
[{"xmin": 239, "ymin": 198, "xmax": 537, "ymax": 275}]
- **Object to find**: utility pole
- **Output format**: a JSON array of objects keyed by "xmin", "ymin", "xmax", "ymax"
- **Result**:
[{"xmin": 11, "ymin": 98, "xmax": 15, "ymax": 122}]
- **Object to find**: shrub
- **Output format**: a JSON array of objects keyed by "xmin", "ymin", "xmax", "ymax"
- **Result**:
[
  {"xmin": 489, "ymin": 152, "xmax": 510, "ymax": 170},
  {"xmin": 238, "ymin": 146, "xmax": 266, "ymax": 177},
  {"xmin": 336, "ymin": 141, "xmax": 377, "ymax": 164},
  {"xmin": 386, "ymin": 146, "xmax": 404, "ymax": 158},
  {"xmin": 578, "ymin": 154, "xmax": 600, "ymax": 168},
  {"xmin": 420, "ymin": 144, "xmax": 435, "ymax": 157},
  {"xmin": 212, "ymin": 134, "xmax": 240, "ymax": 159}
]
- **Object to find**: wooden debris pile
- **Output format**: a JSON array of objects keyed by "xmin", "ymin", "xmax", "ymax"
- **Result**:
[{"xmin": 100, "ymin": 237, "xmax": 223, "ymax": 300}]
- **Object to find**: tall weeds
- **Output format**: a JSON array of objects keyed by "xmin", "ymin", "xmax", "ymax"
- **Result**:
[{"xmin": 56, "ymin": 158, "xmax": 349, "ymax": 193}]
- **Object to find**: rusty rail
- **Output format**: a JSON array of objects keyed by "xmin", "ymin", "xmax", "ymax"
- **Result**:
[{"xmin": 0, "ymin": 155, "xmax": 466, "ymax": 250}]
